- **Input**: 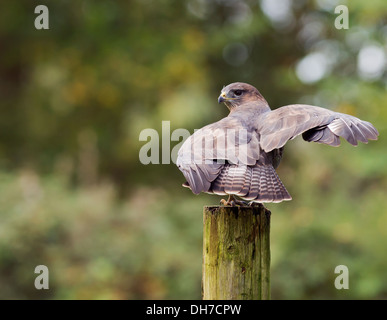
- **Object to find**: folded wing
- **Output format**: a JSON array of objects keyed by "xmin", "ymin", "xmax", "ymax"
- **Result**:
[{"xmin": 176, "ymin": 117, "xmax": 260, "ymax": 194}]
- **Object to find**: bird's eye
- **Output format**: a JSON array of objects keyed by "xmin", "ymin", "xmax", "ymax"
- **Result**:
[{"xmin": 234, "ymin": 90, "xmax": 243, "ymax": 96}]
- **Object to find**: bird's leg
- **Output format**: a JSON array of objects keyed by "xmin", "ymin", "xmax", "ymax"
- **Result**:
[
  {"xmin": 220, "ymin": 195, "xmax": 233, "ymax": 206},
  {"xmin": 228, "ymin": 194, "xmax": 236, "ymax": 206},
  {"xmin": 220, "ymin": 195, "xmax": 249, "ymax": 206},
  {"xmin": 220, "ymin": 198, "xmax": 229, "ymax": 206}
]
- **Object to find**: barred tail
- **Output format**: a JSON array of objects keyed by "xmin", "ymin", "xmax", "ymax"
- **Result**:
[{"xmin": 211, "ymin": 164, "xmax": 292, "ymax": 203}]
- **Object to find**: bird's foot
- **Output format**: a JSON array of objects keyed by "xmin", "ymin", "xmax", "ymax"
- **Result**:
[
  {"xmin": 234, "ymin": 199, "xmax": 249, "ymax": 206},
  {"xmin": 220, "ymin": 195, "xmax": 249, "ymax": 207},
  {"xmin": 220, "ymin": 198, "xmax": 232, "ymax": 206}
]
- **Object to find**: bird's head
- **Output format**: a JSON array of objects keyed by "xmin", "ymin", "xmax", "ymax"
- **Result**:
[{"xmin": 218, "ymin": 82, "xmax": 265, "ymax": 110}]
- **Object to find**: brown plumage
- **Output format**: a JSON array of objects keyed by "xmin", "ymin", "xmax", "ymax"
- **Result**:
[{"xmin": 176, "ymin": 82, "xmax": 379, "ymax": 203}]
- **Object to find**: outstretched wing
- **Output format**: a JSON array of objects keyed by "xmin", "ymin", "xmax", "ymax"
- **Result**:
[
  {"xmin": 259, "ymin": 104, "xmax": 379, "ymax": 152},
  {"xmin": 176, "ymin": 117, "xmax": 260, "ymax": 194}
]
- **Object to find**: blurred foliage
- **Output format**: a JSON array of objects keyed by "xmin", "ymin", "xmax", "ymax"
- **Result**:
[{"xmin": 0, "ymin": 0, "xmax": 386, "ymax": 299}]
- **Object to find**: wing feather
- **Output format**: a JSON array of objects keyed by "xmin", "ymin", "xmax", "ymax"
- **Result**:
[
  {"xmin": 259, "ymin": 104, "xmax": 378, "ymax": 152},
  {"xmin": 177, "ymin": 116, "xmax": 260, "ymax": 194}
]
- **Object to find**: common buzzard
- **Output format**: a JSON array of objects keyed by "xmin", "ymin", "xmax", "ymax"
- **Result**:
[{"xmin": 176, "ymin": 83, "xmax": 379, "ymax": 204}]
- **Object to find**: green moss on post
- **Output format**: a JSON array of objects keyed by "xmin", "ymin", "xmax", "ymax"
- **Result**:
[{"xmin": 202, "ymin": 205, "xmax": 271, "ymax": 300}]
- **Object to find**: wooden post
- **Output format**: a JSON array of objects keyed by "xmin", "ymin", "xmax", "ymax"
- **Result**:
[{"xmin": 202, "ymin": 205, "xmax": 271, "ymax": 300}]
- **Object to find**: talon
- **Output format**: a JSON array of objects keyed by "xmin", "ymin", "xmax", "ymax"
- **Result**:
[
  {"xmin": 220, "ymin": 195, "xmax": 249, "ymax": 207},
  {"xmin": 234, "ymin": 200, "xmax": 249, "ymax": 206},
  {"xmin": 220, "ymin": 199, "xmax": 228, "ymax": 206}
]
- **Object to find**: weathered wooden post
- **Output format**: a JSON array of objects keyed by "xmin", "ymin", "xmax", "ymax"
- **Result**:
[{"xmin": 202, "ymin": 205, "xmax": 271, "ymax": 300}]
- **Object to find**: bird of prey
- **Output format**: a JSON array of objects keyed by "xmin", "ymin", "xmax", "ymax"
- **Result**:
[{"xmin": 176, "ymin": 82, "xmax": 379, "ymax": 205}]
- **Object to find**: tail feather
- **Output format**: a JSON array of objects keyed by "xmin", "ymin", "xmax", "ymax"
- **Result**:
[
  {"xmin": 243, "ymin": 166, "xmax": 259, "ymax": 200},
  {"xmin": 236, "ymin": 166, "xmax": 251, "ymax": 197},
  {"xmin": 211, "ymin": 164, "xmax": 292, "ymax": 203},
  {"xmin": 254, "ymin": 165, "xmax": 291, "ymax": 203},
  {"xmin": 225, "ymin": 166, "xmax": 247, "ymax": 195},
  {"xmin": 211, "ymin": 165, "xmax": 228, "ymax": 195}
]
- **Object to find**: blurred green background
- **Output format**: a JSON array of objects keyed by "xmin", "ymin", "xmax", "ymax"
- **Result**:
[{"xmin": 0, "ymin": 0, "xmax": 386, "ymax": 299}]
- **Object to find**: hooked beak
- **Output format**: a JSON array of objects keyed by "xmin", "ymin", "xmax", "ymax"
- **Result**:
[{"xmin": 218, "ymin": 92, "xmax": 227, "ymax": 104}]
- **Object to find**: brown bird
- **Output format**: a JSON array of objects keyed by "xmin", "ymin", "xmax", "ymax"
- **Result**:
[{"xmin": 176, "ymin": 82, "xmax": 379, "ymax": 205}]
